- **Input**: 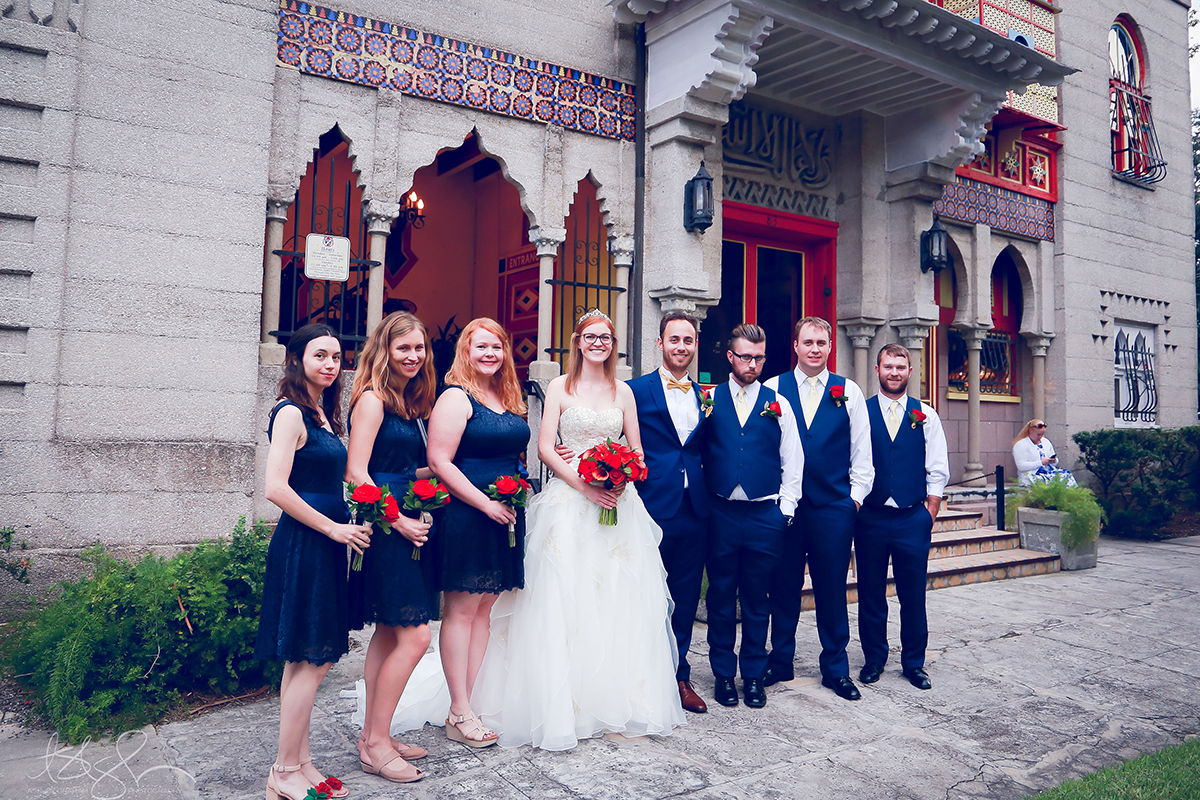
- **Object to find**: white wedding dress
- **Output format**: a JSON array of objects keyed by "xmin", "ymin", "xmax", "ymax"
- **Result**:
[
  {"xmin": 348, "ymin": 406, "xmax": 684, "ymax": 750},
  {"xmin": 472, "ymin": 405, "xmax": 685, "ymax": 750}
]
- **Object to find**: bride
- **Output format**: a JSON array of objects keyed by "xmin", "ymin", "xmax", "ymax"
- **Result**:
[{"xmin": 471, "ymin": 309, "xmax": 686, "ymax": 750}]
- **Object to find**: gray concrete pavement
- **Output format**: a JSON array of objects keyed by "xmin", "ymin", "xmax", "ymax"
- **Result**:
[{"xmin": 3, "ymin": 535, "xmax": 1198, "ymax": 799}]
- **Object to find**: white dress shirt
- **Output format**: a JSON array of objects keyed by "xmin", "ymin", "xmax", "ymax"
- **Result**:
[
  {"xmin": 658, "ymin": 368, "xmax": 700, "ymax": 445},
  {"xmin": 723, "ymin": 377, "xmax": 805, "ymax": 517},
  {"xmin": 765, "ymin": 367, "xmax": 874, "ymax": 505},
  {"xmin": 1013, "ymin": 436, "xmax": 1056, "ymax": 485},
  {"xmin": 873, "ymin": 393, "xmax": 950, "ymax": 506}
]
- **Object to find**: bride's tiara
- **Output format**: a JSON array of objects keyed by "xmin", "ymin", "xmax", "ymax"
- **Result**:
[{"xmin": 578, "ymin": 308, "xmax": 612, "ymax": 325}]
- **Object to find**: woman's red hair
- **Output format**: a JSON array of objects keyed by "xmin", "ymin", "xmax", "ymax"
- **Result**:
[{"xmin": 444, "ymin": 317, "xmax": 527, "ymax": 415}]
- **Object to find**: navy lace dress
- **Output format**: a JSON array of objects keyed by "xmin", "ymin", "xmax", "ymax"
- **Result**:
[
  {"xmin": 438, "ymin": 386, "xmax": 529, "ymax": 594},
  {"xmin": 255, "ymin": 400, "xmax": 351, "ymax": 666},
  {"xmin": 348, "ymin": 408, "xmax": 439, "ymax": 628}
]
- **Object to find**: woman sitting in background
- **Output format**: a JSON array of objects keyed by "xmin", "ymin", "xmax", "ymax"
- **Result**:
[{"xmin": 1012, "ymin": 420, "xmax": 1077, "ymax": 488}]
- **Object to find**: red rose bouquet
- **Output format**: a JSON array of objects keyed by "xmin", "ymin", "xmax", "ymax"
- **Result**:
[
  {"xmin": 577, "ymin": 439, "xmax": 648, "ymax": 526},
  {"xmin": 343, "ymin": 481, "xmax": 401, "ymax": 571},
  {"xmin": 486, "ymin": 474, "xmax": 531, "ymax": 547},
  {"xmin": 402, "ymin": 478, "xmax": 450, "ymax": 560}
]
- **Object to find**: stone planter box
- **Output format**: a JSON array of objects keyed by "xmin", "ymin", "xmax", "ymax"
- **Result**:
[{"xmin": 1017, "ymin": 507, "xmax": 1097, "ymax": 571}]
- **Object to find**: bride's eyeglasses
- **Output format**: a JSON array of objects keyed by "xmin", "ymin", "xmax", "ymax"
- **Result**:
[{"xmin": 581, "ymin": 333, "xmax": 615, "ymax": 345}]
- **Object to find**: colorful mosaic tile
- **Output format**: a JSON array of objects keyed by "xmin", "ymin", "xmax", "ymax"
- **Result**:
[
  {"xmin": 276, "ymin": 1, "xmax": 636, "ymax": 142},
  {"xmin": 934, "ymin": 177, "xmax": 1054, "ymax": 241}
]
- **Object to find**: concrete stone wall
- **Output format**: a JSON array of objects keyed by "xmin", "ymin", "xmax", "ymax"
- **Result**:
[{"xmin": 1053, "ymin": 1, "xmax": 1197, "ymax": 466}]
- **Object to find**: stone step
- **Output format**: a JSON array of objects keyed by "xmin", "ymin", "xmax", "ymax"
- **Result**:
[
  {"xmin": 798, "ymin": 547, "xmax": 1060, "ymax": 611},
  {"xmin": 932, "ymin": 509, "xmax": 983, "ymax": 533},
  {"xmin": 929, "ymin": 526, "xmax": 1020, "ymax": 559}
]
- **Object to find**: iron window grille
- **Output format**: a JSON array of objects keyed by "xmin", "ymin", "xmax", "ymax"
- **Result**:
[
  {"xmin": 947, "ymin": 330, "xmax": 1017, "ymax": 396},
  {"xmin": 1114, "ymin": 326, "xmax": 1157, "ymax": 425},
  {"xmin": 1109, "ymin": 80, "xmax": 1167, "ymax": 186}
]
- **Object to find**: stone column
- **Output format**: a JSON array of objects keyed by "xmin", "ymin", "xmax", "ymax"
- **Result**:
[
  {"xmin": 960, "ymin": 327, "xmax": 988, "ymax": 485},
  {"xmin": 609, "ymin": 232, "xmax": 638, "ymax": 374},
  {"xmin": 260, "ymin": 198, "xmax": 291, "ymax": 365},
  {"xmin": 896, "ymin": 320, "xmax": 935, "ymax": 400},
  {"xmin": 364, "ymin": 210, "xmax": 396, "ymax": 334},
  {"xmin": 842, "ymin": 320, "xmax": 881, "ymax": 391},
  {"xmin": 528, "ymin": 226, "xmax": 567, "ymax": 382},
  {"xmin": 1027, "ymin": 334, "xmax": 1053, "ymax": 423}
]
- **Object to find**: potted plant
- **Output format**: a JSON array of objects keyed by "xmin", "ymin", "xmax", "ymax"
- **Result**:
[{"xmin": 1008, "ymin": 478, "xmax": 1105, "ymax": 570}]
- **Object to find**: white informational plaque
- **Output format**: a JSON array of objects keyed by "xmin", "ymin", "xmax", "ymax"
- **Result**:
[{"xmin": 304, "ymin": 233, "xmax": 351, "ymax": 281}]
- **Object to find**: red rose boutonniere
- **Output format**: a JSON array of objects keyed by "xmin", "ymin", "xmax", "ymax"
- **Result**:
[
  {"xmin": 760, "ymin": 400, "xmax": 783, "ymax": 420},
  {"xmin": 402, "ymin": 478, "xmax": 451, "ymax": 560},
  {"xmin": 699, "ymin": 388, "xmax": 714, "ymax": 418},
  {"xmin": 908, "ymin": 408, "xmax": 927, "ymax": 429},
  {"xmin": 829, "ymin": 385, "xmax": 846, "ymax": 408},
  {"xmin": 486, "ymin": 474, "xmax": 531, "ymax": 546}
]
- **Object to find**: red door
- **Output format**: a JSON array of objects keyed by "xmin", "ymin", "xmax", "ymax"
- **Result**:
[{"xmin": 697, "ymin": 203, "xmax": 838, "ymax": 385}]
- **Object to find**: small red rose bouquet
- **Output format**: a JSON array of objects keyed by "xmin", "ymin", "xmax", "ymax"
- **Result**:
[
  {"xmin": 829, "ymin": 384, "xmax": 846, "ymax": 407},
  {"xmin": 760, "ymin": 400, "xmax": 782, "ymax": 420},
  {"xmin": 402, "ymin": 478, "xmax": 450, "ymax": 560},
  {"xmin": 908, "ymin": 408, "xmax": 927, "ymax": 429},
  {"xmin": 486, "ymin": 474, "xmax": 531, "ymax": 547},
  {"xmin": 343, "ymin": 481, "xmax": 401, "ymax": 571},
  {"xmin": 577, "ymin": 439, "xmax": 648, "ymax": 526}
]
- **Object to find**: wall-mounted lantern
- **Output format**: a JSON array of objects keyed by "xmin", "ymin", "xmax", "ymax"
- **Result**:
[
  {"xmin": 398, "ymin": 191, "xmax": 426, "ymax": 231},
  {"xmin": 920, "ymin": 213, "xmax": 950, "ymax": 274},
  {"xmin": 683, "ymin": 162, "xmax": 714, "ymax": 234}
]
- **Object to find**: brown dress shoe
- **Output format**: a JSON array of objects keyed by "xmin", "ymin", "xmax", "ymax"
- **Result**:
[{"xmin": 678, "ymin": 680, "xmax": 708, "ymax": 713}]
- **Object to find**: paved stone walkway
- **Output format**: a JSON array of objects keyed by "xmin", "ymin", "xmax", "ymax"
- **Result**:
[{"xmin": 3, "ymin": 535, "xmax": 1198, "ymax": 799}]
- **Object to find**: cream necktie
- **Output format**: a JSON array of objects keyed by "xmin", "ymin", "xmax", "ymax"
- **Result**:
[
  {"xmin": 802, "ymin": 376, "xmax": 821, "ymax": 427},
  {"xmin": 886, "ymin": 399, "xmax": 902, "ymax": 441},
  {"xmin": 735, "ymin": 386, "xmax": 750, "ymax": 426}
]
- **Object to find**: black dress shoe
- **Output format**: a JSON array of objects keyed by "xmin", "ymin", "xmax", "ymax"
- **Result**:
[
  {"xmin": 903, "ymin": 668, "xmax": 932, "ymax": 690},
  {"xmin": 858, "ymin": 664, "xmax": 885, "ymax": 684},
  {"xmin": 743, "ymin": 678, "xmax": 766, "ymax": 708},
  {"xmin": 821, "ymin": 675, "xmax": 862, "ymax": 701},
  {"xmin": 714, "ymin": 676, "xmax": 739, "ymax": 706},
  {"xmin": 762, "ymin": 665, "xmax": 794, "ymax": 687}
]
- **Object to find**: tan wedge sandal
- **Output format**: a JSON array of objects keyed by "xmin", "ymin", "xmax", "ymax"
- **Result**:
[
  {"xmin": 360, "ymin": 746, "xmax": 423, "ymax": 784},
  {"xmin": 445, "ymin": 712, "xmax": 498, "ymax": 748}
]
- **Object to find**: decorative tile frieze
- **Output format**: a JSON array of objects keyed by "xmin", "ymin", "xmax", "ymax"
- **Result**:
[
  {"xmin": 276, "ymin": 1, "xmax": 636, "ymax": 141},
  {"xmin": 934, "ymin": 178, "xmax": 1054, "ymax": 241},
  {"xmin": 722, "ymin": 175, "xmax": 834, "ymax": 221}
]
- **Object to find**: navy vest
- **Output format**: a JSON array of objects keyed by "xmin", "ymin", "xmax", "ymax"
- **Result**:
[
  {"xmin": 775, "ymin": 370, "xmax": 852, "ymax": 506},
  {"xmin": 703, "ymin": 383, "xmax": 783, "ymax": 499},
  {"xmin": 864, "ymin": 395, "xmax": 927, "ymax": 509}
]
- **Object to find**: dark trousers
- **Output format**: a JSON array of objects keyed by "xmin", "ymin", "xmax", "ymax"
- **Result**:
[
  {"xmin": 768, "ymin": 497, "xmax": 857, "ymax": 680},
  {"xmin": 657, "ymin": 493, "xmax": 707, "ymax": 682},
  {"xmin": 855, "ymin": 503, "xmax": 934, "ymax": 671},
  {"xmin": 706, "ymin": 496, "xmax": 787, "ymax": 680}
]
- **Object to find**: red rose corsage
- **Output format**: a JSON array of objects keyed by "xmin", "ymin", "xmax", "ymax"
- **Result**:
[
  {"xmin": 760, "ymin": 400, "xmax": 783, "ymax": 420},
  {"xmin": 908, "ymin": 408, "xmax": 927, "ymax": 428},
  {"xmin": 829, "ymin": 385, "xmax": 846, "ymax": 407}
]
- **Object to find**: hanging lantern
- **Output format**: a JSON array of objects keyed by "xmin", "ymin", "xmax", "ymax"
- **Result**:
[
  {"xmin": 683, "ymin": 161, "xmax": 715, "ymax": 234},
  {"xmin": 920, "ymin": 213, "xmax": 950, "ymax": 274}
]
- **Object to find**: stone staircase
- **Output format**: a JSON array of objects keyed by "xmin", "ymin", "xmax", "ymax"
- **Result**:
[{"xmin": 798, "ymin": 508, "xmax": 1061, "ymax": 611}]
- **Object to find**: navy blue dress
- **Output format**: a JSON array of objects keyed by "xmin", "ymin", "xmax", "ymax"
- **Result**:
[
  {"xmin": 348, "ymin": 406, "xmax": 439, "ymax": 628},
  {"xmin": 256, "ymin": 400, "xmax": 351, "ymax": 666},
  {"xmin": 438, "ymin": 386, "xmax": 529, "ymax": 594}
]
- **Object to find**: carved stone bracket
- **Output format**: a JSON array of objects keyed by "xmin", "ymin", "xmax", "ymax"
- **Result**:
[
  {"xmin": 842, "ymin": 320, "xmax": 883, "ymax": 350},
  {"xmin": 887, "ymin": 92, "xmax": 1006, "ymax": 172},
  {"xmin": 895, "ymin": 319, "xmax": 936, "ymax": 346},
  {"xmin": 647, "ymin": 285, "xmax": 718, "ymax": 320}
]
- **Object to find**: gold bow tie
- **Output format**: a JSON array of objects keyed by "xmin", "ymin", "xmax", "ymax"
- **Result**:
[{"xmin": 666, "ymin": 377, "xmax": 692, "ymax": 393}]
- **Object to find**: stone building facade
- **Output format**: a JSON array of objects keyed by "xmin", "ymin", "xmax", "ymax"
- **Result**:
[{"xmin": 0, "ymin": 0, "xmax": 1194, "ymax": 595}]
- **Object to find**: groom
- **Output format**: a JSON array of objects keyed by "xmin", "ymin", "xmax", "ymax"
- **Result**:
[{"xmin": 627, "ymin": 310, "xmax": 711, "ymax": 714}]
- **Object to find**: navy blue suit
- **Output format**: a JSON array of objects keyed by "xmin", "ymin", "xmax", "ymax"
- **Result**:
[
  {"xmin": 628, "ymin": 371, "xmax": 708, "ymax": 682},
  {"xmin": 702, "ymin": 383, "xmax": 788, "ymax": 681},
  {"xmin": 856, "ymin": 395, "xmax": 935, "ymax": 672},
  {"xmin": 770, "ymin": 371, "xmax": 857, "ymax": 680}
]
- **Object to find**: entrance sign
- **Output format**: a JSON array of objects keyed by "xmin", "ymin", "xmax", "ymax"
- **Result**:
[{"xmin": 304, "ymin": 233, "xmax": 351, "ymax": 281}]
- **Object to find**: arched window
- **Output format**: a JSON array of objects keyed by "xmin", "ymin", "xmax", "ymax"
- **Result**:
[{"xmin": 1108, "ymin": 16, "xmax": 1166, "ymax": 185}]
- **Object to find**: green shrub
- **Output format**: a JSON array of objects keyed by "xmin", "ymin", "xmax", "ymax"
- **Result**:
[
  {"xmin": 1007, "ymin": 478, "xmax": 1105, "ymax": 549},
  {"xmin": 0, "ymin": 517, "xmax": 282, "ymax": 742},
  {"xmin": 1072, "ymin": 427, "xmax": 1200, "ymax": 539}
]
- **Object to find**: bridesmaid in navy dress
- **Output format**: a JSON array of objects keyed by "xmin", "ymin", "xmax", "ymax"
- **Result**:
[
  {"xmin": 427, "ymin": 317, "xmax": 529, "ymax": 748},
  {"xmin": 256, "ymin": 323, "xmax": 371, "ymax": 800},
  {"xmin": 344, "ymin": 311, "xmax": 438, "ymax": 784}
]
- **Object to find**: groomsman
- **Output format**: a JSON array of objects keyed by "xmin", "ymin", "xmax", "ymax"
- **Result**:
[
  {"xmin": 764, "ymin": 317, "xmax": 873, "ymax": 701},
  {"xmin": 702, "ymin": 324, "xmax": 803, "ymax": 709},
  {"xmin": 856, "ymin": 344, "xmax": 949, "ymax": 690},
  {"xmin": 627, "ymin": 310, "xmax": 711, "ymax": 713}
]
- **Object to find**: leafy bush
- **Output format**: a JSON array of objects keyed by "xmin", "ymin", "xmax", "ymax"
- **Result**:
[
  {"xmin": 1072, "ymin": 427, "xmax": 1200, "ymax": 539},
  {"xmin": 1, "ymin": 517, "xmax": 281, "ymax": 742},
  {"xmin": 1007, "ymin": 478, "xmax": 1105, "ymax": 549}
]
